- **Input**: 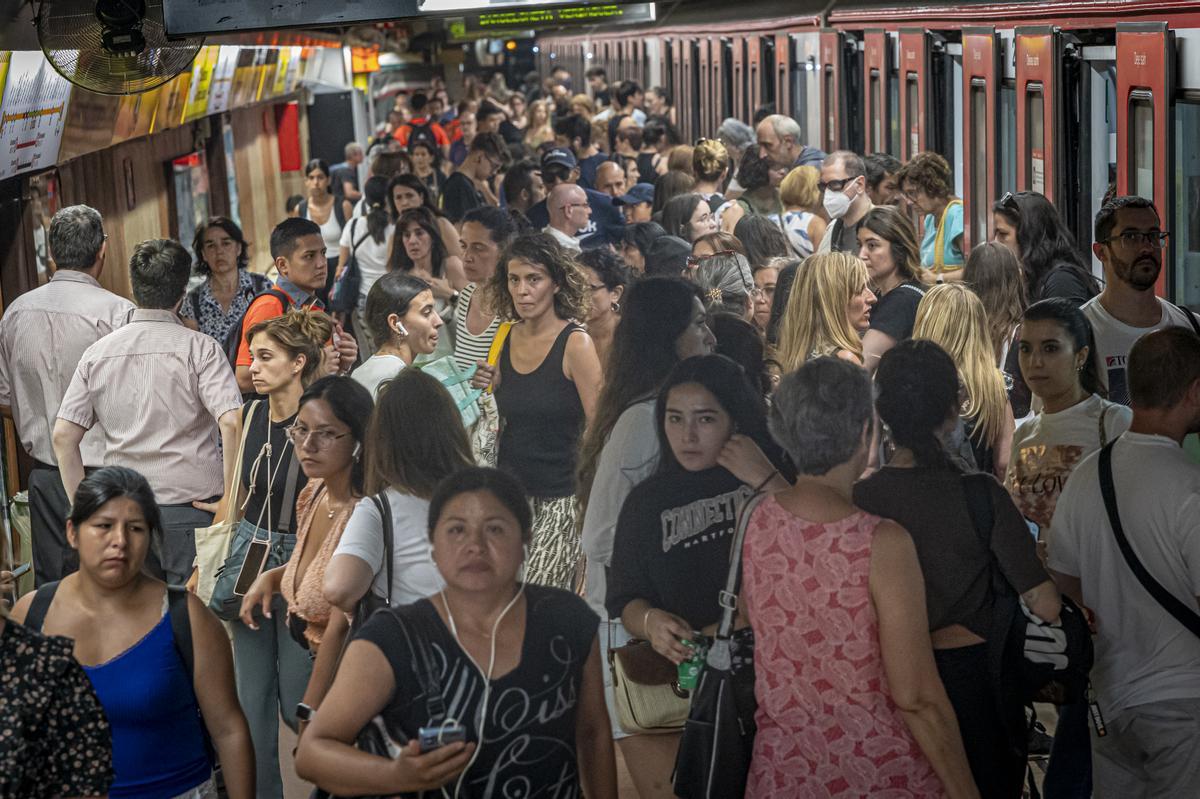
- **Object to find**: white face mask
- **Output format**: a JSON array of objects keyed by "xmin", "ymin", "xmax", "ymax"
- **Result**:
[{"xmin": 823, "ymin": 179, "xmax": 859, "ymax": 220}]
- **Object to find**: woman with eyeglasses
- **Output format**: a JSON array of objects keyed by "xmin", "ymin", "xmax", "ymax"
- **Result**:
[
  {"xmin": 210, "ymin": 309, "xmax": 333, "ymax": 798},
  {"xmin": 693, "ymin": 250, "xmax": 756, "ymax": 321},
  {"xmin": 661, "ymin": 193, "xmax": 718, "ymax": 243},
  {"xmin": 577, "ymin": 248, "xmax": 631, "ymax": 369},
  {"xmin": 991, "ymin": 191, "xmax": 1099, "ymax": 305},
  {"xmin": 897, "ymin": 152, "xmax": 965, "ymax": 281}
]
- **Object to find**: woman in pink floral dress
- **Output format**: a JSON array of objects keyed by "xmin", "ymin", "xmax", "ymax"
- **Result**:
[{"xmin": 742, "ymin": 357, "xmax": 980, "ymax": 799}]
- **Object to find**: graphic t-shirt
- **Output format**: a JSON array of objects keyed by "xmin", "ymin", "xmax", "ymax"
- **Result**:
[
  {"xmin": 1082, "ymin": 296, "xmax": 1200, "ymax": 405},
  {"xmin": 1004, "ymin": 394, "xmax": 1132, "ymax": 548},
  {"xmin": 606, "ymin": 467, "xmax": 754, "ymax": 629}
]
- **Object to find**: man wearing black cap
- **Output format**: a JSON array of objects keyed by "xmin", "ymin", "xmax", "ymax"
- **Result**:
[
  {"xmin": 613, "ymin": 183, "xmax": 654, "ymax": 223},
  {"xmin": 525, "ymin": 148, "xmax": 624, "ymax": 249}
]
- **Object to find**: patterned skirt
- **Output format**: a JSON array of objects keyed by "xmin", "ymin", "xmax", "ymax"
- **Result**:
[{"xmin": 526, "ymin": 495, "xmax": 582, "ymax": 591}]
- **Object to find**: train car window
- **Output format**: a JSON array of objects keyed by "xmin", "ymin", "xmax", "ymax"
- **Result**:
[
  {"xmin": 1000, "ymin": 82, "xmax": 1017, "ymax": 195},
  {"xmin": 970, "ymin": 84, "xmax": 989, "ymax": 246},
  {"xmin": 824, "ymin": 66, "xmax": 836, "ymax": 151},
  {"xmin": 870, "ymin": 70, "xmax": 883, "ymax": 152},
  {"xmin": 1026, "ymin": 85, "xmax": 1046, "ymax": 194},
  {"xmin": 1175, "ymin": 99, "xmax": 1200, "ymax": 311},
  {"xmin": 763, "ymin": 37, "xmax": 776, "ymax": 114},
  {"xmin": 1129, "ymin": 91, "xmax": 1154, "ymax": 200},
  {"xmin": 888, "ymin": 68, "xmax": 900, "ymax": 157},
  {"xmin": 906, "ymin": 74, "xmax": 919, "ymax": 158},
  {"xmin": 169, "ymin": 151, "xmax": 211, "ymax": 262}
]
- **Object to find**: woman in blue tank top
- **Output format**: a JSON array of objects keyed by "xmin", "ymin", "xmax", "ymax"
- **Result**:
[
  {"xmin": 473, "ymin": 232, "xmax": 603, "ymax": 590},
  {"xmin": 13, "ymin": 467, "xmax": 254, "ymax": 799}
]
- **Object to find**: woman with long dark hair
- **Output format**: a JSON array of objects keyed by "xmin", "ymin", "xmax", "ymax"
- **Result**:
[
  {"xmin": 387, "ymin": 173, "xmax": 463, "ymax": 260},
  {"xmin": 338, "ymin": 175, "xmax": 395, "ymax": 355},
  {"xmin": 964, "ymin": 242, "xmax": 1032, "ymax": 419},
  {"xmin": 992, "ymin": 191, "xmax": 1100, "ymax": 304},
  {"xmin": 858, "ymin": 205, "xmax": 930, "ymax": 372},
  {"xmin": 181, "ymin": 216, "xmax": 273, "ymax": 345},
  {"xmin": 660, "ymin": 193, "xmax": 717, "ymax": 243},
  {"xmin": 855, "ymin": 339, "xmax": 1061, "ymax": 799},
  {"xmin": 606, "ymin": 354, "xmax": 792, "ymax": 798},
  {"xmin": 295, "ymin": 159, "xmax": 347, "ymax": 300}
]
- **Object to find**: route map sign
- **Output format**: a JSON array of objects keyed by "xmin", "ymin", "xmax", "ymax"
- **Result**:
[{"xmin": 0, "ymin": 51, "xmax": 72, "ymax": 180}]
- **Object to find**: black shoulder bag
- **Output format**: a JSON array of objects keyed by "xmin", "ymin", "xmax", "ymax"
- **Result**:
[
  {"xmin": 330, "ymin": 218, "xmax": 369, "ymax": 315},
  {"xmin": 673, "ymin": 492, "xmax": 765, "ymax": 799},
  {"xmin": 1098, "ymin": 442, "xmax": 1200, "ymax": 638}
]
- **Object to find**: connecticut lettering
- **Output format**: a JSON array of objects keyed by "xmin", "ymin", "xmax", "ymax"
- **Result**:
[{"xmin": 660, "ymin": 485, "xmax": 754, "ymax": 553}]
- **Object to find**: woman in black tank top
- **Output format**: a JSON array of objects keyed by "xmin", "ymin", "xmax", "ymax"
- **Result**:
[{"xmin": 481, "ymin": 233, "xmax": 602, "ymax": 589}]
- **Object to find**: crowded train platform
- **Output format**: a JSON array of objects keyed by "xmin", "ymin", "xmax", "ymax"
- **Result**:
[{"xmin": 1, "ymin": 1, "xmax": 1200, "ymax": 797}]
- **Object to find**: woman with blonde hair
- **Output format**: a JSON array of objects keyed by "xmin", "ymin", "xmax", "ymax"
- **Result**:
[
  {"xmin": 524, "ymin": 98, "xmax": 555, "ymax": 149},
  {"xmin": 913, "ymin": 283, "xmax": 1014, "ymax": 477},
  {"xmin": 776, "ymin": 251, "xmax": 876, "ymax": 369},
  {"xmin": 570, "ymin": 93, "xmax": 596, "ymax": 120},
  {"xmin": 779, "ymin": 165, "xmax": 827, "ymax": 256},
  {"xmin": 692, "ymin": 138, "xmax": 730, "ymax": 208}
]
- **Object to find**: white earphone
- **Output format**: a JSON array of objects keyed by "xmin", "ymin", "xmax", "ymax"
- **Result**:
[{"xmin": 394, "ymin": 321, "xmax": 409, "ymax": 337}]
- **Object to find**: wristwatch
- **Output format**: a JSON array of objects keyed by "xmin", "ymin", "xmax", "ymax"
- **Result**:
[{"xmin": 296, "ymin": 702, "xmax": 316, "ymax": 723}]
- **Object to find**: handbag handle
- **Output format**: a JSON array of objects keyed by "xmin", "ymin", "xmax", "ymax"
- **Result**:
[
  {"xmin": 716, "ymin": 492, "xmax": 767, "ymax": 640},
  {"xmin": 1098, "ymin": 443, "xmax": 1200, "ymax": 639},
  {"xmin": 222, "ymin": 400, "xmax": 261, "ymax": 526}
]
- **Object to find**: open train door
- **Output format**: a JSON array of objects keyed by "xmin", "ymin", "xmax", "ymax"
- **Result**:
[
  {"xmin": 862, "ymin": 30, "xmax": 892, "ymax": 156},
  {"xmin": 793, "ymin": 32, "xmax": 822, "ymax": 149},
  {"xmin": 898, "ymin": 28, "xmax": 931, "ymax": 161},
  {"xmin": 818, "ymin": 29, "xmax": 847, "ymax": 152},
  {"xmin": 775, "ymin": 33, "xmax": 792, "ymax": 119},
  {"xmin": 1015, "ymin": 27, "xmax": 1063, "ymax": 201},
  {"xmin": 681, "ymin": 37, "xmax": 696, "ymax": 142},
  {"xmin": 698, "ymin": 37, "xmax": 714, "ymax": 141},
  {"xmin": 962, "ymin": 27, "xmax": 1000, "ymax": 251},
  {"xmin": 731, "ymin": 36, "xmax": 747, "ymax": 125},
  {"xmin": 1116, "ymin": 22, "xmax": 1174, "ymax": 297}
]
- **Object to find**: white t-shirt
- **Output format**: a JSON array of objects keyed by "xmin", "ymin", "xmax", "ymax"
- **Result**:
[
  {"xmin": 339, "ymin": 217, "xmax": 394, "ymax": 304},
  {"xmin": 579, "ymin": 399, "xmax": 659, "ymax": 615},
  {"xmin": 1004, "ymin": 394, "xmax": 1132, "ymax": 549},
  {"xmin": 351, "ymin": 353, "xmax": 405, "ymax": 399},
  {"xmin": 544, "ymin": 224, "xmax": 582, "ymax": 254},
  {"xmin": 1082, "ymin": 296, "xmax": 1200, "ymax": 405},
  {"xmin": 1048, "ymin": 432, "xmax": 1200, "ymax": 717},
  {"xmin": 332, "ymin": 487, "xmax": 445, "ymax": 606}
]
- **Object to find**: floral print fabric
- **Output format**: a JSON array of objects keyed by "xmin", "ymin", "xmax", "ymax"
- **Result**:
[{"xmin": 741, "ymin": 496, "xmax": 944, "ymax": 798}]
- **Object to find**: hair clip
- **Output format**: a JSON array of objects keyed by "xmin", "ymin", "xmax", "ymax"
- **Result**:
[{"xmin": 707, "ymin": 288, "xmax": 723, "ymax": 302}]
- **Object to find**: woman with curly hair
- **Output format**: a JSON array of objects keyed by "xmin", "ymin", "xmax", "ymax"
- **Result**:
[
  {"xmin": 898, "ymin": 151, "xmax": 965, "ymax": 279},
  {"xmin": 776, "ymin": 251, "xmax": 877, "ymax": 369},
  {"xmin": 473, "ymin": 232, "xmax": 603, "ymax": 589}
]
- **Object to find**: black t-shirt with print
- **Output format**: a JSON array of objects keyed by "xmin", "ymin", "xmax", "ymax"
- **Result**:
[
  {"xmin": 606, "ymin": 466, "xmax": 755, "ymax": 630},
  {"xmin": 355, "ymin": 585, "xmax": 599, "ymax": 799}
]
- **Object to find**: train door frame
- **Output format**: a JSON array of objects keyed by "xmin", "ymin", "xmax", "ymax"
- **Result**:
[
  {"xmin": 1015, "ymin": 26, "xmax": 1063, "ymax": 201},
  {"xmin": 748, "ymin": 36, "xmax": 763, "ymax": 117},
  {"xmin": 793, "ymin": 32, "xmax": 821, "ymax": 150},
  {"xmin": 681, "ymin": 37, "xmax": 696, "ymax": 142},
  {"xmin": 961, "ymin": 27, "xmax": 1000, "ymax": 251},
  {"xmin": 898, "ymin": 29, "xmax": 930, "ymax": 161},
  {"xmin": 818, "ymin": 29, "xmax": 846, "ymax": 153},
  {"xmin": 863, "ymin": 29, "xmax": 891, "ymax": 156},
  {"xmin": 776, "ymin": 33, "xmax": 792, "ymax": 119},
  {"xmin": 1115, "ymin": 21, "xmax": 1174, "ymax": 297},
  {"xmin": 732, "ymin": 35, "xmax": 747, "ymax": 124},
  {"xmin": 699, "ymin": 37, "xmax": 714, "ymax": 140},
  {"xmin": 761, "ymin": 35, "xmax": 777, "ymax": 119}
]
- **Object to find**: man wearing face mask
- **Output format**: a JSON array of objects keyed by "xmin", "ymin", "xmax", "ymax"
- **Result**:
[
  {"xmin": 1083, "ymin": 196, "xmax": 1200, "ymax": 405},
  {"xmin": 817, "ymin": 151, "xmax": 875, "ymax": 255}
]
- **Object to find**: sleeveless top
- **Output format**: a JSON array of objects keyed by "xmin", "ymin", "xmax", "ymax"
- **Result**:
[
  {"xmin": 303, "ymin": 199, "xmax": 345, "ymax": 260},
  {"xmin": 83, "ymin": 605, "xmax": 212, "ymax": 798},
  {"xmin": 494, "ymin": 323, "xmax": 585, "ymax": 498},
  {"xmin": 741, "ymin": 497, "xmax": 942, "ymax": 798},
  {"xmin": 451, "ymin": 283, "xmax": 501, "ymax": 372}
]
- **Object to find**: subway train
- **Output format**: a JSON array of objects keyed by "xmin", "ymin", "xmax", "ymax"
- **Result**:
[{"xmin": 537, "ymin": 1, "xmax": 1200, "ymax": 309}]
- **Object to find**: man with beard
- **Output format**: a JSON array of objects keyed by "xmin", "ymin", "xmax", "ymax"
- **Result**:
[{"xmin": 1084, "ymin": 196, "xmax": 1200, "ymax": 405}]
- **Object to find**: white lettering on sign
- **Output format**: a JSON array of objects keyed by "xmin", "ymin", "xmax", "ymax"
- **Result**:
[
  {"xmin": 906, "ymin": 50, "xmax": 915, "ymax": 61},
  {"xmin": 973, "ymin": 49, "xmax": 981, "ymax": 61},
  {"xmin": 1027, "ymin": 55, "xmax": 1040, "ymax": 67},
  {"xmin": 1134, "ymin": 52, "xmax": 1147, "ymax": 66}
]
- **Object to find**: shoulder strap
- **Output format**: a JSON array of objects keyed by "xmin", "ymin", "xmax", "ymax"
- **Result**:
[
  {"xmin": 716, "ymin": 493, "xmax": 768, "ymax": 639},
  {"xmin": 1098, "ymin": 405, "xmax": 1110, "ymax": 448},
  {"xmin": 224, "ymin": 400, "xmax": 261, "ymax": 524},
  {"xmin": 384, "ymin": 608, "xmax": 446, "ymax": 722},
  {"xmin": 350, "ymin": 217, "xmax": 370, "ymax": 253},
  {"xmin": 961, "ymin": 472, "xmax": 995, "ymax": 548},
  {"xmin": 370, "ymin": 493, "xmax": 395, "ymax": 605},
  {"xmin": 275, "ymin": 448, "xmax": 302, "ymax": 534},
  {"xmin": 333, "ymin": 195, "xmax": 347, "ymax": 228},
  {"xmin": 1170, "ymin": 301, "xmax": 1200, "ymax": 337},
  {"xmin": 298, "ymin": 199, "xmax": 308, "ymax": 219},
  {"xmin": 166, "ymin": 586, "xmax": 217, "ymax": 763},
  {"xmin": 190, "ymin": 289, "xmax": 203, "ymax": 321},
  {"xmin": 23, "ymin": 580, "xmax": 60, "ymax": 632},
  {"xmin": 1098, "ymin": 442, "xmax": 1200, "ymax": 638},
  {"xmin": 933, "ymin": 200, "xmax": 963, "ymax": 272}
]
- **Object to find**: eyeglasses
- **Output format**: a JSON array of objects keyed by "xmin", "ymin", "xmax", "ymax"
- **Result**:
[
  {"xmin": 685, "ymin": 249, "xmax": 736, "ymax": 269},
  {"xmin": 286, "ymin": 425, "xmax": 350, "ymax": 450},
  {"xmin": 1101, "ymin": 230, "xmax": 1170, "ymax": 250},
  {"xmin": 818, "ymin": 178, "xmax": 854, "ymax": 193}
]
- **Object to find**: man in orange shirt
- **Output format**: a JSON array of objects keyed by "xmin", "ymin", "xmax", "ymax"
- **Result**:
[
  {"xmin": 233, "ymin": 218, "xmax": 357, "ymax": 394},
  {"xmin": 393, "ymin": 92, "xmax": 450, "ymax": 159}
]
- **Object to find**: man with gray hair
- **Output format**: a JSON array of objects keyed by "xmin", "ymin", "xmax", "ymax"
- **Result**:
[
  {"xmin": 54, "ymin": 239, "xmax": 242, "ymax": 585},
  {"xmin": 756, "ymin": 114, "xmax": 825, "ymax": 170},
  {"xmin": 0, "ymin": 205, "xmax": 134, "ymax": 585},
  {"xmin": 817, "ymin": 150, "xmax": 875, "ymax": 255},
  {"xmin": 330, "ymin": 141, "xmax": 365, "ymax": 205}
]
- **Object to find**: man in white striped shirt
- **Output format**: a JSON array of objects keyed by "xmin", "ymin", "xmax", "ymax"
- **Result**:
[
  {"xmin": 0, "ymin": 205, "xmax": 134, "ymax": 585},
  {"xmin": 54, "ymin": 238, "xmax": 243, "ymax": 584}
]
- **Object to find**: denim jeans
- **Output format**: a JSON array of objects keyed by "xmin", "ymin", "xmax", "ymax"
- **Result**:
[{"xmin": 227, "ymin": 519, "xmax": 312, "ymax": 799}]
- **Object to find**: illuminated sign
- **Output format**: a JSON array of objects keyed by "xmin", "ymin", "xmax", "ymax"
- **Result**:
[{"xmin": 466, "ymin": 3, "xmax": 654, "ymax": 31}]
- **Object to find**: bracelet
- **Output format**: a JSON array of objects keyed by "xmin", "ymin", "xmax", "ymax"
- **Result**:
[
  {"xmin": 642, "ymin": 607, "xmax": 656, "ymax": 637},
  {"xmin": 753, "ymin": 469, "xmax": 780, "ymax": 492}
]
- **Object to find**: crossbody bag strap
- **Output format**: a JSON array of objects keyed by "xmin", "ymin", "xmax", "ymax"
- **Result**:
[
  {"xmin": 227, "ymin": 400, "xmax": 261, "ymax": 524},
  {"xmin": 1098, "ymin": 405, "xmax": 1110, "ymax": 448},
  {"xmin": 370, "ymin": 493, "xmax": 395, "ymax": 606},
  {"xmin": 274, "ymin": 444, "xmax": 301, "ymax": 534},
  {"xmin": 1098, "ymin": 443, "xmax": 1200, "ymax": 638},
  {"xmin": 716, "ymin": 492, "xmax": 768, "ymax": 639},
  {"xmin": 1168, "ymin": 300, "xmax": 1200, "ymax": 337},
  {"xmin": 23, "ymin": 580, "xmax": 60, "ymax": 632}
]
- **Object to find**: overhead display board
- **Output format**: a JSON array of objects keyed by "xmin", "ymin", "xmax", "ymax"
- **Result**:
[{"xmin": 464, "ymin": 3, "xmax": 653, "ymax": 31}]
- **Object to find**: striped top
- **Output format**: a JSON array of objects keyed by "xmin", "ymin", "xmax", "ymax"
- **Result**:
[
  {"xmin": 0, "ymin": 270, "xmax": 134, "ymax": 466},
  {"xmin": 57, "ymin": 309, "xmax": 243, "ymax": 504},
  {"xmin": 451, "ymin": 283, "xmax": 501, "ymax": 372}
]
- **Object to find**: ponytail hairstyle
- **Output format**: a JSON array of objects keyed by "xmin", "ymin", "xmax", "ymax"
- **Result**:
[
  {"xmin": 1022, "ymin": 297, "xmax": 1106, "ymax": 398},
  {"xmin": 365, "ymin": 272, "xmax": 432, "ymax": 347},
  {"xmin": 875, "ymin": 339, "xmax": 962, "ymax": 471},
  {"xmin": 362, "ymin": 175, "xmax": 391, "ymax": 245},
  {"xmin": 245, "ymin": 308, "xmax": 334, "ymax": 386}
]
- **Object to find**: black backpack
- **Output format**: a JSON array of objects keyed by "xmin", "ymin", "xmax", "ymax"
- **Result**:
[
  {"xmin": 408, "ymin": 119, "xmax": 439, "ymax": 152},
  {"xmin": 222, "ymin": 287, "xmax": 294, "ymax": 368}
]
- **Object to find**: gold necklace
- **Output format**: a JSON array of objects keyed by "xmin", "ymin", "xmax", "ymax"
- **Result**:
[{"xmin": 322, "ymin": 490, "xmax": 352, "ymax": 519}]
